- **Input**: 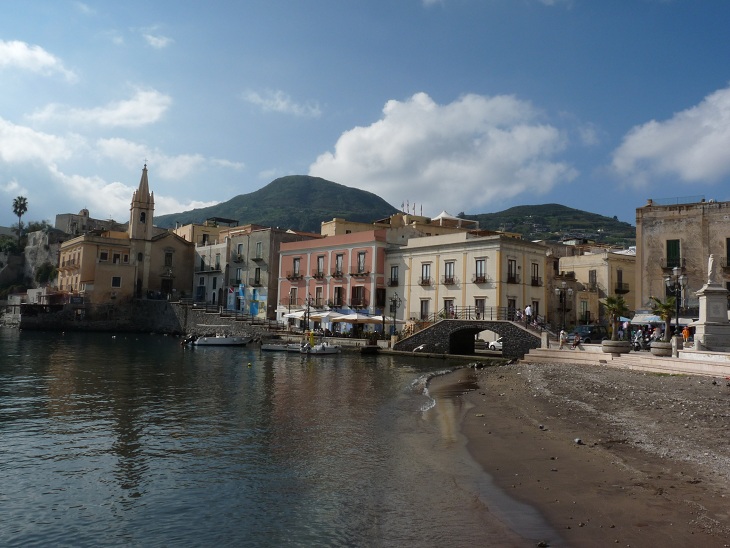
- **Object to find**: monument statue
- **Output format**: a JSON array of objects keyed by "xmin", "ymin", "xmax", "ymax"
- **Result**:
[{"xmin": 708, "ymin": 254, "xmax": 717, "ymax": 285}]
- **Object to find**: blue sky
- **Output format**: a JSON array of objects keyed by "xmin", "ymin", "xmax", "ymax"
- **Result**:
[{"xmin": 2, "ymin": 0, "xmax": 730, "ymax": 229}]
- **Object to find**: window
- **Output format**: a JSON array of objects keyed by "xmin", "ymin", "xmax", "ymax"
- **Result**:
[
  {"xmin": 212, "ymin": 277, "xmax": 217, "ymax": 290},
  {"xmin": 293, "ymin": 258, "xmax": 301, "ymax": 276},
  {"xmin": 254, "ymin": 267, "xmax": 261, "ymax": 284},
  {"xmin": 289, "ymin": 287, "xmax": 298, "ymax": 305},
  {"xmin": 351, "ymin": 286, "xmax": 366, "ymax": 307},
  {"xmin": 420, "ymin": 299, "xmax": 430, "ymax": 320},
  {"xmin": 333, "ymin": 286, "xmax": 343, "ymax": 307},
  {"xmin": 138, "ymin": 252, "xmax": 144, "ymax": 262},
  {"xmin": 507, "ymin": 259, "xmax": 517, "ymax": 283},
  {"xmin": 666, "ymin": 239, "xmax": 680, "ymax": 268},
  {"xmin": 443, "ymin": 261, "xmax": 455, "ymax": 284},
  {"xmin": 199, "ymin": 277, "xmax": 204, "ymax": 286},
  {"xmin": 123, "ymin": 254, "xmax": 129, "ymax": 264},
  {"xmin": 335, "ymin": 254, "xmax": 344, "ymax": 275},
  {"xmin": 256, "ymin": 241, "xmax": 263, "ymax": 258},
  {"xmin": 165, "ymin": 252, "xmax": 173, "ymax": 267},
  {"xmin": 317, "ymin": 255, "xmax": 324, "ymax": 274},
  {"xmin": 140, "ymin": 212, "xmax": 146, "ymax": 224},
  {"xmin": 531, "ymin": 263, "xmax": 540, "ymax": 286},
  {"xmin": 315, "ymin": 286, "xmax": 323, "ymax": 307},
  {"xmin": 113, "ymin": 253, "xmax": 121, "ymax": 264},
  {"xmin": 475, "ymin": 258, "xmax": 486, "ymax": 280},
  {"xmin": 200, "ymin": 257, "xmax": 205, "ymax": 271},
  {"xmin": 420, "ymin": 263, "xmax": 431, "ymax": 285},
  {"xmin": 100, "ymin": 250, "xmax": 109, "ymax": 261},
  {"xmin": 589, "ymin": 269, "xmax": 597, "ymax": 286},
  {"xmin": 389, "ymin": 265, "xmax": 399, "ymax": 286},
  {"xmin": 475, "ymin": 298, "xmax": 485, "ymax": 318},
  {"xmin": 357, "ymin": 251, "xmax": 366, "ymax": 273},
  {"xmin": 580, "ymin": 300, "xmax": 589, "ymax": 323},
  {"xmin": 111, "ymin": 276, "xmax": 121, "ymax": 288},
  {"xmin": 443, "ymin": 299, "xmax": 454, "ymax": 317},
  {"xmin": 236, "ymin": 268, "xmax": 243, "ymax": 284},
  {"xmin": 215, "ymin": 253, "xmax": 221, "ymax": 270},
  {"xmin": 237, "ymin": 243, "xmax": 244, "ymax": 255}
]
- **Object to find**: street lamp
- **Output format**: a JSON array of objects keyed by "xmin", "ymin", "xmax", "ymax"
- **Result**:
[
  {"xmin": 664, "ymin": 266, "xmax": 688, "ymax": 337},
  {"xmin": 390, "ymin": 292, "xmax": 402, "ymax": 337},
  {"xmin": 554, "ymin": 281, "xmax": 573, "ymax": 330}
]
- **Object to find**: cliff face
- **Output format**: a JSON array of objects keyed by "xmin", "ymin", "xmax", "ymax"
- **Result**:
[{"xmin": 23, "ymin": 230, "xmax": 65, "ymax": 288}]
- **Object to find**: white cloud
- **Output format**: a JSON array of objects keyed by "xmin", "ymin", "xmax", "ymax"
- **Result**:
[
  {"xmin": 143, "ymin": 33, "xmax": 173, "ymax": 49},
  {"xmin": 29, "ymin": 89, "xmax": 172, "ymax": 128},
  {"xmin": 0, "ymin": 39, "xmax": 76, "ymax": 82},
  {"xmin": 613, "ymin": 86, "xmax": 730, "ymax": 186},
  {"xmin": 73, "ymin": 2, "xmax": 95, "ymax": 15},
  {"xmin": 96, "ymin": 138, "xmax": 205, "ymax": 179},
  {"xmin": 1, "ymin": 178, "xmax": 28, "ymax": 196},
  {"xmin": 243, "ymin": 89, "xmax": 321, "ymax": 118},
  {"xmin": 0, "ymin": 117, "xmax": 76, "ymax": 164},
  {"xmin": 309, "ymin": 92, "xmax": 577, "ymax": 215}
]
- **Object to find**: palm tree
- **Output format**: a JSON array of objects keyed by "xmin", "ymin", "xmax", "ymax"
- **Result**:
[
  {"xmin": 650, "ymin": 295, "xmax": 676, "ymax": 342},
  {"xmin": 601, "ymin": 295, "xmax": 630, "ymax": 341},
  {"xmin": 12, "ymin": 196, "xmax": 28, "ymax": 241}
]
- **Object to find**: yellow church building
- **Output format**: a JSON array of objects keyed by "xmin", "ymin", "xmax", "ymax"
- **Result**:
[{"xmin": 57, "ymin": 165, "xmax": 195, "ymax": 304}]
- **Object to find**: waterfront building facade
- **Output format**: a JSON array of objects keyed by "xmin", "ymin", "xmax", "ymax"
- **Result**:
[
  {"xmin": 635, "ymin": 198, "xmax": 730, "ymax": 316},
  {"xmin": 387, "ymin": 231, "xmax": 549, "ymax": 324},
  {"xmin": 57, "ymin": 166, "xmax": 195, "ymax": 304}
]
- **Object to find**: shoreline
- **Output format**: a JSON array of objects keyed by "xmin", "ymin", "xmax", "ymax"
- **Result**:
[{"xmin": 435, "ymin": 363, "xmax": 730, "ymax": 546}]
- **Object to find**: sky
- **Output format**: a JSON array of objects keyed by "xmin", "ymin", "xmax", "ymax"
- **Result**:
[{"xmin": 2, "ymin": 0, "xmax": 730, "ymax": 229}]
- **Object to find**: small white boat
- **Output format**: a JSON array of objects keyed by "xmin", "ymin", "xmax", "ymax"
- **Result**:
[
  {"xmin": 260, "ymin": 341, "xmax": 304, "ymax": 352},
  {"xmin": 190, "ymin": 334, "xmax": 252, "ymax": 346},
  {"xmin": 301, "ymin": 341, "xmax": 342, "ymax": 355}
]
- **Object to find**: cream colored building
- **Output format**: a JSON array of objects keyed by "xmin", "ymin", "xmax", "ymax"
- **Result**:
[
  {"xmin": 635, "ymin": 198, "xmax": 728, "ymax": 315},
  {"xmin": 387, "ymin": 231, "xmax": 549, "ymax": 323},
  {"xmin": 558, "ymin": 248, "xmax": 636, "ymax": 325},
  {"xmin": 57, "ymin": 165, "xmax": 195, "ymax": 304}
]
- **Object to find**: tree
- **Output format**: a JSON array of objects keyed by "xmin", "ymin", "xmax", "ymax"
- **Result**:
[
  {"xmin": 12, "ymin": 196, "xmax": 28, "ymax": 241},
  {"xmin": 601, "ymin": 295, "xmax": 629, "ymax": 341},
  {"xmin": 650, "ymin": 295, "xmax": 676, "ymax": 342}
]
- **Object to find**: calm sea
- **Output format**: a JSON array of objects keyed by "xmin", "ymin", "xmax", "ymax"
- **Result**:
[{"xmin": 0, "ymin": 328, "xmax": 551, "ymax": 547}]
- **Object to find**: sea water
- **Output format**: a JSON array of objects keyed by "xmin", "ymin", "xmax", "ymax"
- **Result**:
[{"xmin": 0, "ymin": 328, "xmax": 545, "ymax": 547}]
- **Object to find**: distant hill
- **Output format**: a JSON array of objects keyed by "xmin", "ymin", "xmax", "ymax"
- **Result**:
[
  {"xmin": 154, "ymin": 175, "xmax": 399, "ymax": 233},
  {"xmin": 154, "ymin": 176, "xmax": 636, "ymax": 244},
  {"xmin": 462, "ymin": 204, "xmax": 636, "ymax": 246}
]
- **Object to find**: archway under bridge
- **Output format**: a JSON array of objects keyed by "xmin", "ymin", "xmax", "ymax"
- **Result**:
[{"xmin": 393, "ymin": 319, "xmax": 541, "ymax": 360}]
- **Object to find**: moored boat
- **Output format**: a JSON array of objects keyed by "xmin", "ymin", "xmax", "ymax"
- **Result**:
[
  {"xmin": 301, "ymin": 341, "xmax": 341, "ymax": 355},
  {"xmin": 190, "ymin": 334, "xmax": 252, "ymax": 346}
]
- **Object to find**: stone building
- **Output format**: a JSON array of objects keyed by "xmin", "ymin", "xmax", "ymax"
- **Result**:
[
  {"xmin": 56, "ymin": 165, "xmax": 195, "ymax": 304},
  {"xmin": 635, "ymin": 198, "xmax": 729, "ymax": 317}
]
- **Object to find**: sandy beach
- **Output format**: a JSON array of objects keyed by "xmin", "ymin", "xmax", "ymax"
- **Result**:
[{"xmin": 433, "ymin": 362, "xmax": 730, "ymax": 547}]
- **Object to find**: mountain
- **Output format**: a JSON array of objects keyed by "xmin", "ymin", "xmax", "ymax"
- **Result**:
[
  {"xmin": 154, "ymin": 175, "xmax": 399, "ymax": 233},
  {"xmin": 462, "ymin": 204, "xmax": 636, "ymax": 246}
]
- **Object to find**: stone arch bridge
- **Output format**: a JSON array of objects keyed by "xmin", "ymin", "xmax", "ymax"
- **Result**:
[{"xmin": 393, "ymin": 319, "xmax": 542, "ymax": 360}]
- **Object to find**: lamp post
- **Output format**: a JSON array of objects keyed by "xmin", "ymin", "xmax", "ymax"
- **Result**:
[
  {"xmin": 390, "ymin": 292, "xmax": 402, "ymax": 337},
  {"xmin": 664, "ymin": 266, "xmax": 688, "ymax": 337},
  {"xmin": 554, "ymin": 281, "xmax": 573, "ymax": 330}
]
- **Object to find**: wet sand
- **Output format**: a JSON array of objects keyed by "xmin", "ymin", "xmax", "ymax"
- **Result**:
[{"xmin": 431, "ymin": 363, "xmax": 730, "ymax": 547}]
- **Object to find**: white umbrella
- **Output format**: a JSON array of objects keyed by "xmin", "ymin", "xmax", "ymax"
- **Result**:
[
  {"xmin": 370, "ymin": 315, "xmax": 406, "ymax": 324},
  {"xmin": 309, "ymin": 310, "xmax": 345, "ymax": 321},
  {"xmin": 283, "ymin": 310, "xmax": 307, "ymax": 319},
  {"xmin": 331, "ymin": 312, "xmax": 382, "ymax": 324}
]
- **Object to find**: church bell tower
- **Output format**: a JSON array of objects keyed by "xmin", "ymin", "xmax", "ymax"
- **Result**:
[{"xmin": 129, "ymin": 164, "xmax": 155, "ymax": 240}]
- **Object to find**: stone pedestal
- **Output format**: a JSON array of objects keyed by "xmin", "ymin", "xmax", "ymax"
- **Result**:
[{"xmin": 692, "ymin": 283, "xmax": 730, "ymax": 351}]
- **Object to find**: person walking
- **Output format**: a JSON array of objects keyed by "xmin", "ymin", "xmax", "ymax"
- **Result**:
[
  {"xmin": 559, "ymin": 329, "xmax": 567, "ymax": 350},
  {"xmin": 682, "ymin": 325, "xmax": 690, "ymax": 344},
  {"xmin": 524, "ymin": 304, "xmax": 532, "ymax": 325}
]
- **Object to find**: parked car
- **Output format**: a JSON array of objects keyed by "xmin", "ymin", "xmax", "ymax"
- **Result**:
[
  {"xmin": 489, "ymin": 337, "xmax": 503, "ymax": 351},
  {"xmin": 569, "ymin": 325, "xmax": 609, "ymax": 344}
]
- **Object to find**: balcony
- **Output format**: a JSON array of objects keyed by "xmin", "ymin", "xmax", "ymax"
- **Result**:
[
  {"xmin": 327, "ymin": 299, "xmax": 343, "ymax": 308},
  {"xmin": 349, "ymin": 299, "xmax": 368, "ymax": 309},
  {"xmin": 660, "ymin": 257, "xmax": 685, "ymax": 271},
  {"xmin": 286, "ymin": 271, "xmax": 303, "ymax": 281},
  {"xmin": 441, "ymin": 275, "xmax": 457, "ymax": 285},
  {"xmin": 530, "ymin": 277, "xmax": 543, "ymax": 287},
  {"xmin": 312, "ymin": 270, "xmax": 325, "ymax": 279},
  {"xmin": 195, "ymin": 265, "xmax": 222, "ymax": 274},
  {"xmin": 506, "ymin": 274, "xmax": 520, "ymax": 284},
  {"xmin": 231, "ymin": 254, "xmax": 243, "ymax": 263},
  {"xmin": 350, "ymin": 270, "xmax": 370, "ymax": 278},
  {"xmin": 249, "ymin": 277, "xmax": 262, "ymax": 287},
  {"xmin": 387, "ymin": 278, "xmax": 399, "ymax": 287},
  {"xmin": 252, "ymin": 255, "xmax": 265, "ymax": 262},
  {"xmin": 331, "ymin": 270, "xmax": 344, "ymax": 278},
  {"xmin": 313, "ymin": 299, "xmax": 325, "ymax": 309},
  {"xmin": 230, "ymin": 278, "xmax": 243, "ymax": 285},
  {"xmin": 472, "ymin": 274, "xmax": 488, "ymax": 284},
  {"xmin": 418, "ymin": 277, "xmax": 433, "ymax": 286},
  {"xmin": 615, "ymin": 282, "xmax": 630, "ymax": 294}
]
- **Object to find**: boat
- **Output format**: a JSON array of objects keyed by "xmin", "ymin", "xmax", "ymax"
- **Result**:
[
  {"xmin": 260, "ymin": 341, "xmax": 305, "ymax": 352},
  {"xmin": 189, "ymin": 334, "xmax": 252, "ymax": 346},
  {"xmin": 301, "ymin": 341, "xmax": 342, "ymax": 355}
]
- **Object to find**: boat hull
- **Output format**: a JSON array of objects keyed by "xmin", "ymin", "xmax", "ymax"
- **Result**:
[{"xmin": 192, "ymin": 336, "xmax": 251, "ymax": 346}]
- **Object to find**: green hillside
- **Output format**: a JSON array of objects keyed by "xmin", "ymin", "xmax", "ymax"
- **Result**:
[
  {"xmin": 463, "ymin": 204, "xmax": 636, "ymax": 245},
  {"xmin": 154, "ymin": 175, "xmax": 399, "ymax": 233}
]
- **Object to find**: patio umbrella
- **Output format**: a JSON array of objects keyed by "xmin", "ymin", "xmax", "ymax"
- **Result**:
[
  {"xmin": 283, "ymin": 310, "xmax": 307, "ymax": 319},
  {"xmin": 309, "ymin": 311, "xmax": 345, "ymax": 321},
  {"xmin": 370, "ymin": 315, "xmax": 406, "ymax": 324},
  {"xmin": 331, "ymin": 312, "xmax": 382, "ymax": 324}
]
